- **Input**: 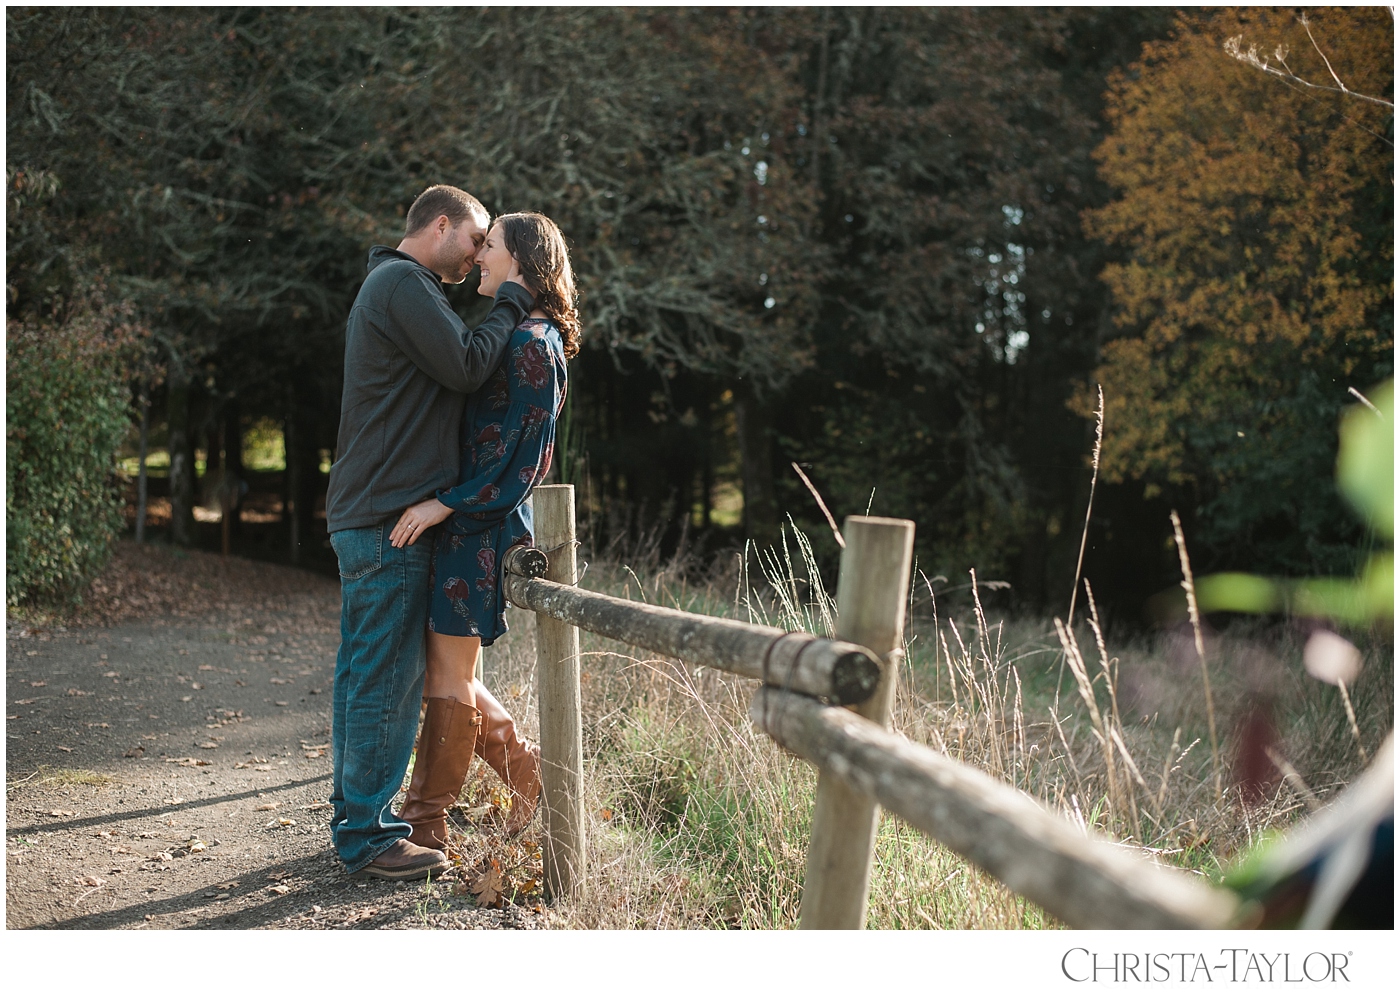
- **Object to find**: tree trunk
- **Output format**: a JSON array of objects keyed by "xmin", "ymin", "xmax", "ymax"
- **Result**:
[
  {"xmin": 222, "ymin": 399, "xmax": 244, "ymax": 553},
  {"xmin": 734, "ymin": 380, "xmax": 778, "ymax": 542},
  {"xmin": 285, "ymin": 399, "xmax": 320, "ymax": 563},
  {"xmin": 167, "ymin": 374, "xmax": 197, "ymax": 547},
  {"xmin": 135, "ymin": 388, "xmax": 150, "ymax": 544}
]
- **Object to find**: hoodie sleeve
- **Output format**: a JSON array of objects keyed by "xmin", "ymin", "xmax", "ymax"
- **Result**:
[{"xmin": 384, "ymin": 274, "xmax": 534, "ymax": 394}]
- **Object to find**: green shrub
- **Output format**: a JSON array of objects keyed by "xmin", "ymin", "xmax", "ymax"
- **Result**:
[{"xmin": 6, "ymin": 298, "xmax": 141, "ymax": 607}]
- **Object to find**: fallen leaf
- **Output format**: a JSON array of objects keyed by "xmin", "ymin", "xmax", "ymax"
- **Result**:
[
  {"xmin": 277, "ymin": 817, "xmax": 296, "ymax": 827},
  {"xmin": 163, "ymin": 797, "xmax": 185, "ymax": 805},
  {"xmin": 49, "ymin": 809, "xmax": 76, "ymax": 817},
  {"xmin": 80, "ymin": 876, "xmax": 105, "ymax": 887},
  {"xmin": 268, "ymin": 884, "xmax": 291, "ymax": 895},
  {"xmin": 216, "ymin": 880, "xmax": 240, "ymax": 889},
  {"xmin": 253, "ymin": 764, "xmax": 272, "ymax": 772},
  {"xmin": 198, "ymin": 664, "xmax": 214, "ymax": 671},
  {"xmin": 274, "ymin": 701, "xmax": 289, "ymax": 707},
  {"xmin": 190, "ymin": 682, "xmax": 204, "ymax": 691},
  {"xmin": 65, "ymin": 689, "xmax": 91, "ymax": 697},
  {"xmin": 197, "ymin": 742, "xmax": 219, "ymax": 749},
  {"xmin": 29, "ymin": 681, "xmax": 46, "ymax": 688},
  {"xmin": 102, "ymin": 671, "xmax": 119, "ymax": 678},
  {"xmin": 124, "ymin": 746, "xmax": 145, "ymax": 758},
  {"xmin": 254, "ymin": 803, "xmax": 278, "ymax": 811},
  {"xmin": 468, "ymin": 859, "xmax": 505, "ymax": 908},
  {"xmin": 16, "ymin": 698, "xmax": 37, "ymax": 705},
  {"xmin": 87, "ymin": 722, "xmax": 110, "ymax": 728},
  {"xmin": 267, "ymin": 870, "xmax": 291, "ymax": 881},
  {"xmin": 270, "ymin": 678, "xmax": 290, "ymax": 685},
  {"xmin": 56, "ymin": 746, "xmax": 72, "ymax": 753},
  {"xmin": 180, "ymin": 696, "xmax": 193, "ymax": 703}
]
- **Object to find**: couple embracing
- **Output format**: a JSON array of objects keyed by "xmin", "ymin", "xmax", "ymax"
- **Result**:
[{"xmin": 323, "ymin": 185, "xmax": 578, "ymax": 880}]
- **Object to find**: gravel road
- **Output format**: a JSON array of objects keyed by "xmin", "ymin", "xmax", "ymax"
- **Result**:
[{"xmin": 5, "ymin": 542, "xmax": 543, "ymax": 930}]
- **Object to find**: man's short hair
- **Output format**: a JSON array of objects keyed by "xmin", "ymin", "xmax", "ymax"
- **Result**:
[{"xmin": 404, "ymin": 185, "xmax": 488, "ymax": 237}]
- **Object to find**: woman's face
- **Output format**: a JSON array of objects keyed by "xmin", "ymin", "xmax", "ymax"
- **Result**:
[{"xmin": 475, "ymin": 223, "xmax": 514, "ymax": 298}]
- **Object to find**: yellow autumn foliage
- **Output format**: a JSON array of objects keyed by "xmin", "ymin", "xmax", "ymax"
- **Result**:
[{"xmin": 1079, "ymin": 7, "xmax": 1391, "ymax": 510}]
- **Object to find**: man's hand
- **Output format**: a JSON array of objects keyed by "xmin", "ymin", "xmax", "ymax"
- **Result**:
[{"xmin": 389, "ymin": 498, "xmax": 454, "ymax": 548}]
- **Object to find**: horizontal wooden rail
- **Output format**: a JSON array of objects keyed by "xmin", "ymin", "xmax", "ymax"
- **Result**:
[
  {"xmin": 750, "ymin": 686, "xmax": 1240, "ymax": 930},
  {"xmin": 503, "ymin": 572, "xmax": 883, "ymax": 705}
]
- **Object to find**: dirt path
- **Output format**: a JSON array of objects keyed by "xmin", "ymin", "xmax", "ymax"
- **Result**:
[{"xmin": 5, "ymin": 542, "xmax": 543, "ymax": 930}]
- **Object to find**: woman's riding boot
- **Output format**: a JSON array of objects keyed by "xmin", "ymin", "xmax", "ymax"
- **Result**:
[
  {"xmin": 400, "ymin": 697, "xmax": 482, "ymax": 851},
  {"xmin": 473, "ymin": 680, "xmax": 542, "ymax": 836}
]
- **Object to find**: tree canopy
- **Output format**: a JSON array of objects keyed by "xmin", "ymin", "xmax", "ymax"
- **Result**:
[
  {"xmin": 1082, "ymin": 7, "xmax": 1393, "ymax": 576},
  {"xmin": 6, "ymin": 7, "xmax": 1392, "ymax": 613}
]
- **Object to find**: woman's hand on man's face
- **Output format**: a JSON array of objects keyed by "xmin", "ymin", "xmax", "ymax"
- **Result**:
[
  {"xmin": 502, "ymin": 256, "xmax": 534, "ymax": 296},
  {"xmin": 389, "ymin": 498, "xmax": 454, "ymax": 548}
]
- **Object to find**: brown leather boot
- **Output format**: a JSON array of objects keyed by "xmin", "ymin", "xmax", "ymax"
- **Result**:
[
  {"xmin": 399, "ymin": 696, "xmax": 482, "ymax": 851},
  {"xmin": 473, "ymin": 680, "xmax": 542, "ymax": 836}
]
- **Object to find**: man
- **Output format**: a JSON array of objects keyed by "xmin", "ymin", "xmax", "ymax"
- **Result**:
[{"xmin": 324, "ymin": 185, "xmax": 533, "ymax": 880}]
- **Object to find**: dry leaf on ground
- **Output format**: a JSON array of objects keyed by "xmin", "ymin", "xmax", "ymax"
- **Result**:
[{"xmin": 468, "ymin": 858, "xmax": 505, "ymax": 907}]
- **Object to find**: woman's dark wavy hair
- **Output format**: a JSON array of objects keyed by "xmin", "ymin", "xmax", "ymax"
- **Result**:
[{"xmin": 494, "ymin": 212, "xmax": 580, "ymax": 359}]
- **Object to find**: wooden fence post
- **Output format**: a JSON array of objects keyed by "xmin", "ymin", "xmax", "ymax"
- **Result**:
[
  {"xmin": 798, "ymin": 515, "xmax": 914, "ymax": 929},
  {"xmin": 532, "ymin": 484, "xmax": 586, "ymax": 901}
]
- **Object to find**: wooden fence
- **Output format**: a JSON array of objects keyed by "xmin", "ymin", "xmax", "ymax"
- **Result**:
[{"xmin": 505, "ymin": 484, "xmax": 1240, "ymax": 929}]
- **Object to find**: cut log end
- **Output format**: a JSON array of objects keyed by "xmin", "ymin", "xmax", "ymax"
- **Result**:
[
  {"xmin": 828, "ymin": 650, "xmax": 882, "ymax": 705},
  {"xmin": 503, "ymin": 544, "xmax": 549, "ymax": 580}
]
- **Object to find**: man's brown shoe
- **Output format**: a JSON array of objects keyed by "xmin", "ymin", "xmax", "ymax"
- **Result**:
[{"xmin": 353, "ymin": 839, "xmax": 448, "ymax": 881}]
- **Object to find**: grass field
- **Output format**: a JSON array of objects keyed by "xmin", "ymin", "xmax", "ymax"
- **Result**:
[{"xmin": 477, "ymin": 524, "xmax": 1392, "ymax": 929}]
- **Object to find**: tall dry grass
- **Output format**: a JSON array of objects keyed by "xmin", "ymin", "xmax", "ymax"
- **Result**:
[{"xmin": 467, "ymin": 519, "xmax": 1392, "ymax": 929}]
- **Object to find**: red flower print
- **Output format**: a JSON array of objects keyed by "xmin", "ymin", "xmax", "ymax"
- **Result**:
[
  {"xmin": 466, "ymin": 483, "xmax": 499, "ymax": 506},
  {"xmin": 513, "ymin": 340, "xmax": 551, "ymax": 390},
  {"xmin": 475, "ymin": 423, "xmax": 502, "ymax": 445},
  {"xmin": 476, "ymin": 546, "xmax": 498, "ymax": 590},
  {"xmin": 518, "ymin": 466, "xmax": 536, "ymax": 485},
  {"xmin": 474, "ymin": 422, "xmax": 507, "ymax": 463},
  {"xmin": 442, "ymin": 577, "xmax": 471, "ymax": 602},
  {"xmin": 537, "ymin": 443, "xmax": 554, "ymax": 482}
]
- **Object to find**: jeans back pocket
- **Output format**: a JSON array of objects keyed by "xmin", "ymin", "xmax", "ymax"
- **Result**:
[{"xmin": 330, "ymin": 525, "xmax": 383, "ymax": 580}]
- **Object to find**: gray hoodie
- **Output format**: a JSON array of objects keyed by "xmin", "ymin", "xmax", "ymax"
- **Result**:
[{"xmin": 325, "ymin": 246, "xmax": 534, "ymax": 533}]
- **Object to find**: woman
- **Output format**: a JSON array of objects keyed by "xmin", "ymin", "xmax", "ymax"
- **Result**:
[{"xmin": 388, "ymin": 211, "xmax": 578, "ymax": 848}]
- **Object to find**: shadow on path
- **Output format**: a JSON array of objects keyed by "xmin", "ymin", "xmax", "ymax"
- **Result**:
[
  {"xmin": 8, "ymin": 774, "xmax": 331, "ymax": 836},
  {"xmin": 36, "ymin": 852, "xmax": 343, "ymax": 930}
]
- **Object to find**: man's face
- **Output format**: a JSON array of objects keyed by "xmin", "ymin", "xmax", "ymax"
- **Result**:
[{"xmin": 433, "ymin": 212, "xmax": 489, "ymax": 284}]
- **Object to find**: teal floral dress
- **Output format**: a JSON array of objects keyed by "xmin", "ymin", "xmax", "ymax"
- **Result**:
[{"xmin": 428, "ymin": 317, "xmax": 566, "ymax": 643}]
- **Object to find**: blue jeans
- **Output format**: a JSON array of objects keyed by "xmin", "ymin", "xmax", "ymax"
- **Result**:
[{"xmin": 328, "ymin": 519, "xmax": 432, "ymax": 872}]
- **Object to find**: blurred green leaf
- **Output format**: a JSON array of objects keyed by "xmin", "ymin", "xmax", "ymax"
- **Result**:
[
  {"xmin": 1195, "ymin": 572, "xmax": 1283, "ymax": 613},
  {"xmin": 1337, "ymin": 381, "xmax": 1393, "ymax": 539}
]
